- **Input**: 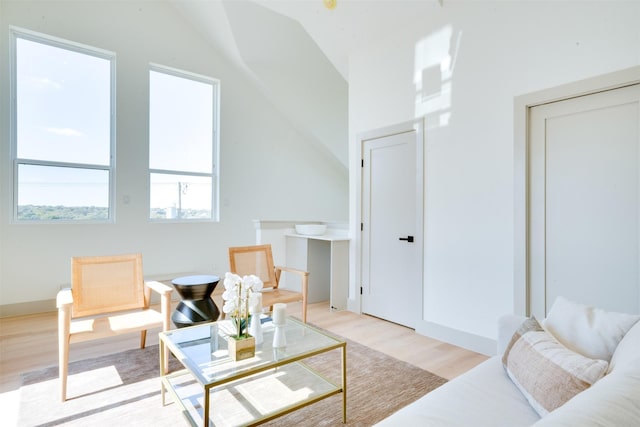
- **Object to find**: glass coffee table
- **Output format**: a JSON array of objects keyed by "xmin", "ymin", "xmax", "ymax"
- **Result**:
[{"xmin": 159, "ymin": 317, "xmax": 347, "ymax": 426}]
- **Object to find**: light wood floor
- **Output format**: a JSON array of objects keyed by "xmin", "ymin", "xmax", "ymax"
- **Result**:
[
  {"xmin": 1, "ymin": 301, "xmax": 488, "ymax": 389},
  {"xmin": 0, "ymin": 301, "xmax": 488, "ymax": 423}
]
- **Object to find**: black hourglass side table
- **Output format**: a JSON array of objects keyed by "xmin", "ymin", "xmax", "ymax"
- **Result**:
[{"xmin": 171, "ymin": 275, "xmax": 220, "ymax": 328}]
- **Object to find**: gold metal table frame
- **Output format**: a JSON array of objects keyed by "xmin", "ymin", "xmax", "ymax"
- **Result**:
[{"xmin": 159, "ymin": 317, "xmax": 347, "ymax": 426}]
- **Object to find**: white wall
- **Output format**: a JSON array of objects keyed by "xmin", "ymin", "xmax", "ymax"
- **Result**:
[
  {"xmin": 0, "ymin": 1, "xmax": 348, "ymax": 314},
  {"xmin": 348, "ymin": 1, "xmax": 640, "ymax": 353}
]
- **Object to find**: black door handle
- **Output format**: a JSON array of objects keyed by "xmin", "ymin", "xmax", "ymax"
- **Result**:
[{"xmin": 399, "ymin": 236, "xmax": 414, "ymax": 243}]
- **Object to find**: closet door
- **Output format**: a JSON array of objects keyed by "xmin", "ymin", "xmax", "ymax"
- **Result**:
[
  {"xmin": 529, "ymin": 84, "xmax": 640, "ymax": 318},
  {"xmin": 361, "ymin": 122, "xmax": 423, "ymax": 328}
]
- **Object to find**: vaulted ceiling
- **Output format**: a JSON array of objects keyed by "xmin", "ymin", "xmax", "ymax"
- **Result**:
[{"xmin": 170, "ymin": 0, "xmax": 442, "ymax": 174}]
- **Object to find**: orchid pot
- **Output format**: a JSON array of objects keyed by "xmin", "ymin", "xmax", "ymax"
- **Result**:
[{"xmin": 222, "ymin": 272, "xmax": 263, "ymax": 360}]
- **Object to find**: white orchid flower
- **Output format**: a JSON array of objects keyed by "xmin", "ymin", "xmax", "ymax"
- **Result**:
[
  {"xmin": 243, "ymin": 275, "xmax": 263, "ymax": 292},
  {"xmin": 222, "ymin": 300, "xmax": 237, "ymax": 314},
  {"xmin": 239, "ymin": 286, "xmax": 249, "ymax": 299},
  {"xmin": 223, "ymin": 272, "xmax": 242, "ymax": 290},
  {"xmin": 222, "ymin": 272, "xmax": 264, "ymax": 338},
  {"xmin": 222, "ymin": 288, "xmax": 237, "ymax": 302}
]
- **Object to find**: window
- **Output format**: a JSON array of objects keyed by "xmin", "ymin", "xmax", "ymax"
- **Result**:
[
  {"xmin": 11, "ymin": 28, "xmax": 115, "ymax": 222},
  {"xmin": 149, "ymin": 65, "xmax": 219, "ymax": 221}
]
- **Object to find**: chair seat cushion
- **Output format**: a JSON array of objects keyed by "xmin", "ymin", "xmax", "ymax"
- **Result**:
[
  {"xmin": 69, "ymin": 309, "xmax": 165, "ymax": 343},
  {"xmin": 260, "ymin": 289, "xmax": 303, "ymax": 306}
]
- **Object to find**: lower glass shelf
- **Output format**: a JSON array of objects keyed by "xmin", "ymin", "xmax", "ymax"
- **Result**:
[{"xmin": 163, "ymin": 361, "xmax": 342, "ymax": 426}]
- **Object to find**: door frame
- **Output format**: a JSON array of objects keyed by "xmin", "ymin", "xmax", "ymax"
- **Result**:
[
  {"xmin": 514, "ymin": 66, "xmax": 640, "ymax": 316},
  {"xmin": 354, "ymin": 118, "xmax": 425, "ymax": 317}
]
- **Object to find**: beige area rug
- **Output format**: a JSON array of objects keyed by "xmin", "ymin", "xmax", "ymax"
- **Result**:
[{"xmin": 18, "ymin": 334, "xmax": 446, "ymax": 426}]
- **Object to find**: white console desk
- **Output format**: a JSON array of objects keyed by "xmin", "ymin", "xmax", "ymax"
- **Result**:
[{"xmin": 285, "ymin": 232, "xmax": 349, "ymax": 311}]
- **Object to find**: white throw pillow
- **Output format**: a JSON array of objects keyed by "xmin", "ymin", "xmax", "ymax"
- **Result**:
[
  {"xmin": 609, "ymin": 319, "xmax": 640, "ymax": 373},
  {"xmin": 542, "ymin": 296, "xmax": 640, "ymax": 362},
  {"xmin": 502, "ymin": 317, "xmax": 609, "ymax": 417}
]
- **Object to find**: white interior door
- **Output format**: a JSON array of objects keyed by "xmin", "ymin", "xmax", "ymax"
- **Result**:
[
  {"xmin": 529, "ymin": 83, "xmax": 640, "ymax": 318},
  {"xmin": 362, "ymin": 124, "xmax": 423, "ymax": 328}
]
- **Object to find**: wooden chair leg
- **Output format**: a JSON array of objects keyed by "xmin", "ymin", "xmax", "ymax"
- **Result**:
[
  {"xmin": 140, "ymin": 330, "xmax": 147, "ymax": 349},
  {"xmin": 301, "ymin": 274, "xmax": 309, "ymax": 323},
  {"xmin": 58, "ymin": 308, "xmax": 70, "ymax": 402}
]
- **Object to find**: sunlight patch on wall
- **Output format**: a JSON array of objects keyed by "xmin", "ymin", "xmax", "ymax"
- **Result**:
[{"xmin": 414, "ymin": 25, "xmax": 462, "ymax": 128}]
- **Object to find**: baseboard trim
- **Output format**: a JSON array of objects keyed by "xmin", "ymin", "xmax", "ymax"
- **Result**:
[
  {"xmin": 0, "ymin": 299, "xmax": 56, "ymax": 318},
  {"xmin": 0, "ymin": 275, "xmax": 190, "ymax": 318},
  {"xmin": 416, "ymin": 320, "xmax": 496, "ymax": 356}
]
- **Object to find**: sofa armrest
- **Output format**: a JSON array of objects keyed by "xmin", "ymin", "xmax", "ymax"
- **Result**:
[{"xmin": 497, "ymin": 314, "xmax": 527, "ymax": 355}]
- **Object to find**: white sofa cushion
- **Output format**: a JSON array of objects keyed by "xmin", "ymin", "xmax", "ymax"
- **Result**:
[
  {"xmin": 542, "ymin": 296, "xmax": 640, "ymax": 362},
  {"xmin": 609, "ymin": 318, "xmax": 640, "ymax": 373},
  {"xmin": 502, "ymin": 317, "xmax": 609, "ymax": 417},
  {"xmin": 375, "ymin": 308, "xmax": 638, "ymax": 427},
  {"xmin": 374, "ymin": 357, "xmax": 540, "ymax": 427}
]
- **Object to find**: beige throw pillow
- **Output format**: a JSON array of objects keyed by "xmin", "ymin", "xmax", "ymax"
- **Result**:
[{"xmin": 502, "ymin": 317, "xmax": 609, "ymax": 417}]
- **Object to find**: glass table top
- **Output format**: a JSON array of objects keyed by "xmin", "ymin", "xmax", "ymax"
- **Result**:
[{"xmin": 160, "ymin": 316, "xmax": 344, "ymax": 387}]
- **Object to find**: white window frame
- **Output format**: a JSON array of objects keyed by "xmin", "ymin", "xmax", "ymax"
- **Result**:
[
  {"xmin": 10, "ymin": 27, "xmax": 116, "ymax": 223},
  {"xmin": 148, "ymin": 63, "xmax": 220, "ymax": 222}
]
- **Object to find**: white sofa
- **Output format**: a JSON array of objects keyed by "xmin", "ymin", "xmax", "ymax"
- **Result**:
[{"xmin": 375, "ymin": 297, "xmax": 640, "ymax": 426}]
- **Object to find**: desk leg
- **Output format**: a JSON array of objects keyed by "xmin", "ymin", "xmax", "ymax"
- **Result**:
[
  {"xmin": 203, "ymin": 386, "xmax": 210, "ymax": 427},
  {"xmin": 342, "ymin": 343, "xmax": 347, "ymax": 423}
]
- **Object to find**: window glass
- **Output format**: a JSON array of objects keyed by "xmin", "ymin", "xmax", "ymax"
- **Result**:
[
  {"xmin": 12, "ymin": 29, "xmax": 114, "ymax": 222},
  {"xmin": 17, "ymin": 164, "xmax": 109, "ymax": 221},
  {"xmin": 149, "ymin": 70, "xmax": 213, "ymax": 173},
  {"xmin": 16, "ymin": 38, "xmax": 111, "ymax": 165},
  {"xmin": 150, "ymin": 173, "xmax": 212, "ymax": 220},
  {"xmin": 149, "ymin": 66, "xmax": 218, "ymax": 221}
]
